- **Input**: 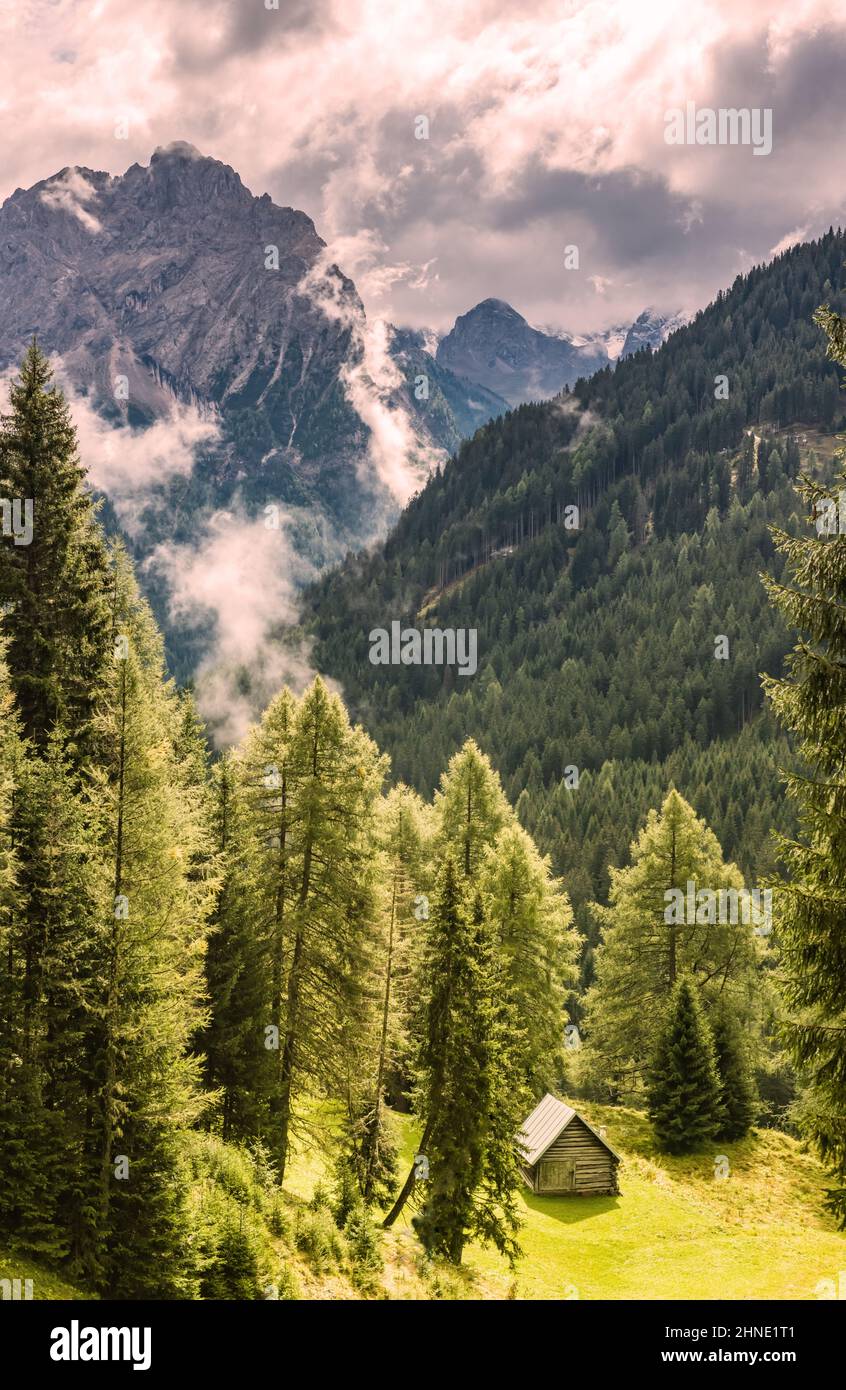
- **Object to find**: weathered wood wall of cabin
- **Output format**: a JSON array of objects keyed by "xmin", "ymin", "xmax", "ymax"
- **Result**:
[{"xmin": 536, "ymin": 1118, "xmax": 617, "ymax": 1194}]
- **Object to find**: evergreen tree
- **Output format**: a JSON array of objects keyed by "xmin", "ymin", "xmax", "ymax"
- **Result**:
[
  {"xmin": 221, "ymin": 690, "xmax": 302, "ymax": 1147},
  {"xmin": 200, "ymin": 751, "xmax": 267, "ymax": 1140},
  {"xmin": 434, "ymin": 739, "xmax": 509, "ymax": 878},
  {"xmin": 0, "ymin": 342, "xmax": 110, "ymax": 760},
  {"xmin": 647, "ymin": 977, "xmax": 722, "ymax": 1154},
  {"xmin": 385, "ymin": 860, "xmax": 525, "ymax": 1255},
  {"xmin": 762, "ymin": 306, "xmax": 846, "ymax": 1221},
  {"xmin": 201, "ymin": 1226, "xmax": 261, "ymax": 1301},
  {"xmin": 712, "ymin": 1005, "xmax": 758, "ymax": 1140},
  {"xmin": 355, "ymin": 785, "xmax": 428, "ymax": 1204},
  {"xmin": 0, "ymin": 729, "xmax": 104, "ymax": 1268},
  {"xmin": 232, "ymin": 679, "xmax": 386, "ymax": 1177},
  {"xmin": 412, "ymin": 877, "xmax": 524, "ymax": 1263}
]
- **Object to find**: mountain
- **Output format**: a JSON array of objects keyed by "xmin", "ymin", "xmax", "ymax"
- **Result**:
[
  {"xmin": 0, "ymin": 143, "xmax": 499, "ymax": 557},
  {"xmin": 571, "ymin": 322, "xmax": 632, "ymax": 364},
  {"xmin": 304, "ymin": 230, "xmax": 846, "ymax": 943},
  {"xmin": 0, "ymin": 144, "xmax": 518, "ymax": 690},
  {"xmin": 620, "ymin": 307, "xmax": 690, "ymax": 358},
  {"xmin": 435, "ymin": 298, "xmax": 609, "ymax": 407},
  {"xmin": 433, "ymin": 298, "xmax": 689, "ymax": 407}
]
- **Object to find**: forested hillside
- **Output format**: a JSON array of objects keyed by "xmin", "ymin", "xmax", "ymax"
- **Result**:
[{"xmin": 304, "ymin": 231, "xmax": 846, "ymax": 955}]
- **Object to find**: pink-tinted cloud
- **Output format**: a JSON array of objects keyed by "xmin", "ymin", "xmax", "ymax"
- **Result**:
[{"xmin": 1, "ymin": 0, "xmax": 844, "ymax": 333}]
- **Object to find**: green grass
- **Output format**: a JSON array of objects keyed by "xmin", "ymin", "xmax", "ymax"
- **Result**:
[
  {"xmin": 0, "ymin": 1246, "xmax": 93, "ymax": 1300},
  {"xmin": 6, "ymin": 1101, "xmax": 843, "ymax": 1301},
  {"xmin": 381, "ymin": 1101, "xmax": 846, "ymax": 1301}
]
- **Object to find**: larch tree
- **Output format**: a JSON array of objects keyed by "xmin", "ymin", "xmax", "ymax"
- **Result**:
[
  {"xmin": 232, "ymin": 688, "xmax": 301, "ymax": 1150},
  {"xmin": 433, "ymin": 739, "xmax": 510, "ymax": 878},
  {"xmin": 200, "ymin": 750, "xmax": 268, "ymax": 1141},
  {"xmin": 245, "ymin": 678, "xmax": 386, "ymax": 1179},
  {"xmin": 480, "ymin": 822, "xmax": 580, "ymax": 1093},
  {"xmin": 87, "ymin": 547, "xmax": 216, "ymax": 1295},
  {"xmin": 583, "ymin": 789, "xmax": 760, "ymax": 1096},
  {"xmin": 346, "ymin": 784, "xmax": 429, "ymax": 1206}
]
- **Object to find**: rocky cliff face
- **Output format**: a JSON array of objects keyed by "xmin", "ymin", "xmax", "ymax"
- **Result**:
[
  {"xmin": 2, "ymin": 144, "xmax": 342, "ymax": 414},
  {"xmin": 0, "ymin": 142, "xmax": 500, "ymax": 561}
]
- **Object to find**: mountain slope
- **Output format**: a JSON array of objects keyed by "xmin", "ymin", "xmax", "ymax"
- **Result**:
[{"xmin": 304, "ymin": 230, "xmax": 846, "ymax": 934}]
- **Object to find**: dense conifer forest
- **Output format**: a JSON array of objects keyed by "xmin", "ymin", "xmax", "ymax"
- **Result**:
[{"xmin": 304, "ymin": 233, "xmax": 846, "ymax": 974}]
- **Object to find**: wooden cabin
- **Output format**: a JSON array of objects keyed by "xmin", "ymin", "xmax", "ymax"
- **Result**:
[{"xmin": 518, "ymin": 1093, "xmax": 620, "ymax": 1196}]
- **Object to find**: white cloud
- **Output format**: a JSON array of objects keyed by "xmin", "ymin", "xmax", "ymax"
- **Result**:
[
  {"xmin": 147, "ymin": 508, "xmax": 321, "ymax": 746},
  {"xmin": 64, "ymin": 385, "xmax": 220, "ymax": 533},
  {"xmin": 39, "ymin": 169, "xmax": 103, "ymax": 232},
  {"xmin": 768, "ymin": 224, "xmax": 812, "ymax": 257},
  {"xmin": 301, "ymin": 250, "xmax": 444, "ymax": 511}
]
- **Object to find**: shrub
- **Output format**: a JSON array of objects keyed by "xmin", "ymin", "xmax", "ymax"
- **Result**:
[
  {"xmin": 201, "ymin": 1227, "xmax": 262, "ymax": 1300},
  {"xmin": 332, "ymin": 1160, "xmax": 360, "ymax": 1230},
  {"xmin": 346, "ymin": 1209, "xmax": 382, "ymax": 1277},
  {"xmin": 308, "ymin": 1182, "xmax": 331, "ymax": 1213},
  {"xmin": 295, "ymin": 1208, "xmax": 345, "ymax": 1273}
]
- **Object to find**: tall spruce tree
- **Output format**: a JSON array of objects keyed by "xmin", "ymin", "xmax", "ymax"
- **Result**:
[
  {"xmin": 712, "ymin": 1005, "xmax": 758, "ymax": 1141},
  {"xmin": 647, "ymin": 976, "xmax": 723, "ymax": 1154},
  {"xmin": 0, "ymin": 723, "xmax": 105, "ymax": 1268},
  {"xmin": 0, "ymin": 341, "xmax": 110, "ymax": 760},
  {"xmin": 385, "ymin": 859, "xmax": 526, "ymax": 1252},
  {"xmin": 0, "ymin": 346, "xmax": 115, "ymax": 1272},
  {"xmin": 410, "ymin": 869, "xmax": 524, "ymax": 1262},
  {"xmin": 761, "ymin": 303, "xmax": 846, "ymax": 1223}
]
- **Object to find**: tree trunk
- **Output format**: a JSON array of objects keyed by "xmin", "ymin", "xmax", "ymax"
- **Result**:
[
  {"xmin": 99, "ymin": 659, "xmax": 126, "ymax": 1228},
  {"xmin": 365, "ymin": 867, "xmax": 397, "ymax": 1202}
]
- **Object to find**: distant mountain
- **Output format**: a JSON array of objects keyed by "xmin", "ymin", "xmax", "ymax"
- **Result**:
[
  {"xmin": 433, "ymin": 298, "xmax": 689, "ymax": 407},
  {"xmin": 572, "ymin": 322, "xmax": 632, "ymax": 363},
  {"xmin": 620, "ymin": 308, "xmax": 690, "ymax": 358},
  {"xmin": 387, "ymin": 326, "xmax": 509, "ymax": 447},
  {"xmin": 435, "ymin": 298, "xmax": 609, "ymax": 407}
]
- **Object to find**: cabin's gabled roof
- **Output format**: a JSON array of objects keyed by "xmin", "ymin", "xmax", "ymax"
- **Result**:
[{"xmin": 518, "ymin": 1093, "xmax": 621, "ymax": 1165}]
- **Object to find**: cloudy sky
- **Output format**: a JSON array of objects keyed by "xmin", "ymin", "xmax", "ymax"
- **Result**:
[{"xmin": 3, "ymin": 0, "xmax": 845, "ymax": 334}]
